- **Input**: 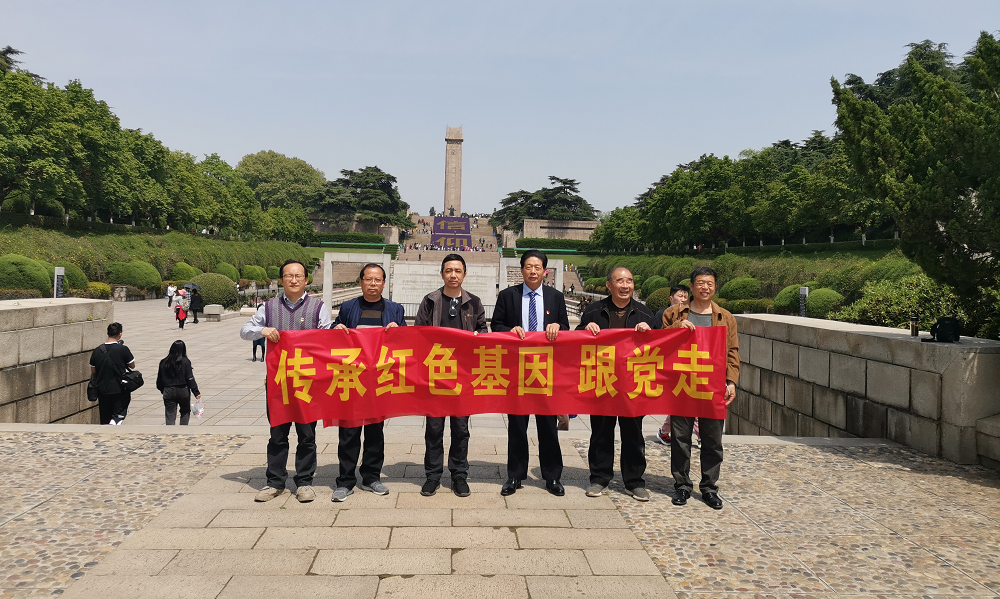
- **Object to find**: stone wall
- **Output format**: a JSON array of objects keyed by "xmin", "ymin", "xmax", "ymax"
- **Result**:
[
  {"xmin": 727, "ymin": 314, "xmax": 1000, "ymax": 465},
  {"xmin": 521, "ymin": 219, "xmax": 598, "ymax": 241},
  {"xmin": 0, "ymin": 298, "xmax": 113, "ymax": 424}
]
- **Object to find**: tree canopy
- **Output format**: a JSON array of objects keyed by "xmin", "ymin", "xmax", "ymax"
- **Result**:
[
  {"xmin": 833, "ymin": 32, "xmax": 1000, "ymax": 299},
  {"xmin": 0, "ymin": 48, "xmax": 408, "ymax": 241},
  {"xmin": 490, "ymin": 176, "xmax": 597, "ymax": 233}
]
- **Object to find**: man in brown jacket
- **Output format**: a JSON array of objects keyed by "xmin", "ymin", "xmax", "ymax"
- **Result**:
[
  {"xmin": 661, "ymin": 266, "xmax": 739, "ymax": 510},
  {"xmin": 414, "ymin": 253, "xmax": 488, "ymax": 498}
]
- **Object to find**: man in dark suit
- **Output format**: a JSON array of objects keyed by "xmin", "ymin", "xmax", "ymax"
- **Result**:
[{"xmin": 491, "ymin": 249, "xmax": 570, "ymax": 497}]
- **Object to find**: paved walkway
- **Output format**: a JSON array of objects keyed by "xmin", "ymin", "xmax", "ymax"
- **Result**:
[{"xmin": 1, "ymin": 299, "xmax": 999, "ymax": 597}]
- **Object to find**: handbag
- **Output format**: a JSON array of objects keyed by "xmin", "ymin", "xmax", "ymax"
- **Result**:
[
  {"xmin": 87, "ymin": 377, "xmax": 99, "ymax": 402},
  {"xmin": 120, "ymin": 368, "xmax": 145, "ymax": 393}
]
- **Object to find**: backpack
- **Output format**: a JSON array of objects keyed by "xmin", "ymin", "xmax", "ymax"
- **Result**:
[{"xmin": 923, "ymin": 317, "xmax": 962, "ymax": 343}]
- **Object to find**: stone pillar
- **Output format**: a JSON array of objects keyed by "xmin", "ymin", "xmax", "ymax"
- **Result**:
[{"xmin": 444, "ymin": 126, "xmax": 463, "ymax": 217}]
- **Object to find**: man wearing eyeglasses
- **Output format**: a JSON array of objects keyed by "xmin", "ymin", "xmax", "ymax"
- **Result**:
[
  {"xmin": 241, "ymin": 259, "xmax": 331, "ymax": 503},
  {"xmin": 491, "ymin": 249, "xmax": 570, "ymax": 497},
  {"xmin": 414, "ymin": 254, "xmax": 488, "ymax": 498},
  {"xmin": 329, "ymin": 263, "xmax": 407, "ymax": 502}
]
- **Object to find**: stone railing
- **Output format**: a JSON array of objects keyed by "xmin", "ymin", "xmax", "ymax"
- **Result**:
[
  {"xmin": 0, "ymin": 298, "xmax": 112, "ymax": 423},
  {"xmin": 728, "ymin": 314, "xmax": 1000, "ymax": 466}
]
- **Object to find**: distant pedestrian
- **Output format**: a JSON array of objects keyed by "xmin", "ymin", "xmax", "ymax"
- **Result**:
[
  {"xmin": 174, "ymin": 289, "xmax": 189, "ymax": 329},
  {"xmin": 188, "ymin": 289, "xmax": 204, "ymax": 324},
  {"xmin": 252, "ymin": 337, "xmax": 266, "ymax": 362},
  {"xmin": 90, "ymin": 322, "xmax": 135, "ymax": 425},
  {"xmin": 156, "ymin": 340, "xmax": 202, "ymax": 425},
  {"xmin": 166, "ymin": 283, "xmax": 177, "ymax": 307}
]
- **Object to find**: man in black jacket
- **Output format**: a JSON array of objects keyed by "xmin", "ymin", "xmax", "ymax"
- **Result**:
[
  {"xmin": 577, "ymin": 267, "xmax": 655, "ymax": 501},
  {"xmin": 415, "ymin": 254, "xmax": 488, "ymax": 498},
  {"xmin": 90, "ymin": 322, "xmax": 136, "ymax": 425},
  {"xmin": 491, "ymin": 250, "xmax": 570, "ymax": 496}
]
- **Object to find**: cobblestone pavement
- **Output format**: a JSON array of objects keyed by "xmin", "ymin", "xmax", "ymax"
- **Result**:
[
  {"xmin": 2, "ymin": 299, "xmax": 999, "ymax": 597},
  {"xmin": 575, "ymin": 438, "xmax": 1000, "ymax": 597}
]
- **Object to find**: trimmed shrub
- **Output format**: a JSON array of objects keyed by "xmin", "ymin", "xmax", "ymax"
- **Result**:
[
  {"xmin": 585, "ymin": 277, "xmax": 606, "ymax": 289},
  {"xmin": 718, "ymin": 277, "xmax": 761, "ymax": 300},
  {"xmin": 171, "ymin": 262, "xmax": 199, "ymax": 280},
  {"xmin": 645, "ymin": 287, "xmax": 674, "ymax": 313},
  {"xmin": 106, "ymin": 261, "xmax": 162, "ymax": 290},
  {"xmin": 678, "ymin": 278, "xmax": 690, "ymax": 288},
  {"xmin": 641, "ymin": 276, "xmax": 670, "ymax": 299},
  {"xmin": 242, "ymin": 265, "xmax": 268, "ymax": 282},
  {"xmin": 805, "ymin": 288, "xmax": 845, "ymax": 318},
  {"xmin": 312, "ymin": 232, "xmax": 384, "ymax": 244},
  {"xmin": 0, "ymin": 254, "xmax": 52, "ymax": 296},
  {"xmin": 213, "ymin": 262, "xmax": 240, "ymax": 282},
  {"xmin": 727, "ymin": 299, "xmax": 774, "ymax": 314},
  {"xmin": 0, "ymin": 288, "xmax": 44, "ymax": 300},
  {"xmin": 715, "ymin": 297, "xmax": 729, "ymax": 310},
  {"xmin": 86, "ymin": 282, "xmax": 112, "ymax": 299},
  {"xmin": 266, "ymin": 265, "xmax": 279, "ymax": 280},
  {"xmin": 831, "ymin": 274, "xmax": 963, "ymax": 330},
  {"xmin": 515, "ymin": 238, "xmax": 590, "ymax": 251},
  {"xmin": 190, "ymin": 273, "xmax": 239, "ymax": 309},
  {"xmin": 55, "ymin": 261, "xmax": 88, "ymax": 289},
  {"xmin": 773, "ymin": 283, "xmax": 817, "ymax": 314}
]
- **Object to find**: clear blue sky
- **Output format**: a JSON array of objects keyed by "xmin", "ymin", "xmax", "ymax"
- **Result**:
[{"xmin": 2, "ymin": 1, "xmax": 995, "ymax": 215}]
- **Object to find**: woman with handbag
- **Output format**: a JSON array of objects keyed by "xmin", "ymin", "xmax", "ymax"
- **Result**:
[{"xmin": 155, "ymin": 340, "xmax": 202, "ymax": 425}]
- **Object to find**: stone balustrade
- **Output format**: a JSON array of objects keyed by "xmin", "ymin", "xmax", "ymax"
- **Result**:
[
  {"xmin": 0, "ymin": 298, "xmax": 113, "ymax": 423},
  {"xmin": 728, "ymin": 314, "xmax": 1000, "ymax": 466}
]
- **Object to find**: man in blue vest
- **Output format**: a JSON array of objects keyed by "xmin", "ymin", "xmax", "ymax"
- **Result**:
[
  {"xmin": 241, "ymin": 259, "xmax": 331, "ymax": 503},
  {"xmin": 330, "ymin": 263, "xmax": 407, "ymax": 502}
]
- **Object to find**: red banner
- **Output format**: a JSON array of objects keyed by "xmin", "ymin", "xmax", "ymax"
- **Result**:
[{"xmin": 265, "ymin": 327, "xmax": 727, "ymax": 427}]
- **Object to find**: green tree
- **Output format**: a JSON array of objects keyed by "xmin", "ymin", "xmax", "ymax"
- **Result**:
[
  {"xmin": 310, "ymin": 181, "xmax": 357, "ymax": 232},
  {"xmin": 832, "ymin": 32, "xmax": 1000, "ymax": 299},
  {"xmin": 490, "ymin": 176, "xmax": 596, "ymax": 233},
  {"xmin": 329, "ymin": 166, "xmax": 409, "ymax": 228},
  {"xmin": 236, "ymin": 150, "xmax": 326, "ymax": 211},
  {"xmin": 198, "ymin": 153, "xmax": 265, "ymax": 235},
  {"xmin": 591, "ymin": 206, "xmax": 644, "ymax": 251}
]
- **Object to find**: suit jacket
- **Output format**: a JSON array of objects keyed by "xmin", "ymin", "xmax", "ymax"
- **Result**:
[{"xmin": 491, "ymin": 283, "xmax": 570, "ymax": 333}]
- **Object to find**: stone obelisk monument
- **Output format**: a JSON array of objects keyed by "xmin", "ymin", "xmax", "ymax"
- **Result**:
[{"xmin": 444, "ymin": 126, "xmax": 463, "ymax": 216}]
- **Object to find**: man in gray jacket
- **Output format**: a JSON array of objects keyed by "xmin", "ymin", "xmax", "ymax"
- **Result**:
[{"xmin": 414, "ymin": 253, "xmax": 488, "ymax": 498}]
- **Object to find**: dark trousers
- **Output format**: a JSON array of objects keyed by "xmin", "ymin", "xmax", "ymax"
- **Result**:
[
  {"xmin": 98, "ymin": 392, "xmax": 130, "ymax": 425},
  {"xmin": 192, "ymin": 309, "xmax": 200, "ymax": 324},
  {"xmin": 163, "ymin": 387, "xmax": 191, "ymax": 425},
  {"xmin": 266, "ymin": 421, "xmax": 318, "ymax": 489},
  {"xmin": 588, "ymin": 415, "xmax": 646, "ymax": 489},
  {"xmin": 424, "ymin": 416, "xmax": 470, "ymax": 481},
  {"xmin": 252, "ymin": 338, "xmax": 266, "ymax": 359},
  {"xmin": 337, "ymin": 422, "xmax": 385, "ymax": 488},
  {"xmin": 506, "ymin": 414, "xmax": 563, "ymax": 481},
  {"xmin": 671, "ymin": 416, "xmax": 725, "ymax": 493},
  {"xmin": 177, "ymin": 313, "xmax": 185, "ymax": 329}
]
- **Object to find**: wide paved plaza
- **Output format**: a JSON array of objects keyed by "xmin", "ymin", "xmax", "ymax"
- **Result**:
[{"xmin": 2, "ymin": 299, "xmax": 999, "ymax": 598}]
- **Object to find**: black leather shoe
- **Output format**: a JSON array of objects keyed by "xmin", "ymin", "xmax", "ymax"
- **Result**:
[
  {"xmin": 420, "ymin": 479, "xmax": 440, "ymax": 496},
  {"xmin": 500, "ymin": 479, "xmax": 522, "ymax": 496},
  {"xmin": 545, "ymin": 480, "xmax": 565, "ymax": 496},
  {"xmin": 702, "ymin": 492, "xmax": 723, "ymax": 510},
  {"xmin": 672, "ymin": 489, "xmax": 691, "ymax": 506},
  {"xmin": 452, "ymin": 477, "xmax": 471, "ymax": 497}
]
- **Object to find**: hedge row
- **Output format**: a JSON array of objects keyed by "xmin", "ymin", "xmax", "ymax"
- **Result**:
[
  {"xmin": 313, "ymin": 232, "xmax": 384, "ymax": 244},
  {"xmin": 0, "ymin": 228, "xmax": 310, "ymax": 282},
  {"xmin": 515, "ymin": 238, "xmax": 591, "ymax": 251}
]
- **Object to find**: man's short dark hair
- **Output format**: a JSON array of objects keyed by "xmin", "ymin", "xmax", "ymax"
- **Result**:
[
  {"xmin": 690, "ymin": 266, "xmax": 718, "ymax": 285},
  {"xmin": 670, "ymin": 284, "xmax": 691, "ymax": 296},
  {"xmin": 359, "ymin": 263, "xmax": 386, "ymax": 281},
  {"xmin": 520, "ymin": 249, "xmax": 547, "ymax": 269},
  {"xmin": 107, "ymin": 322, "xmax": 123, "ymax": 337},
  {"xmin": 606, "ymin": 266, "xmax": 633, "ymax": 282},
  {"xmin": 441, "ymin": 254, "xmax": 466, "ymax": 272},
  {"xmin": 279, "ymin": 259, "xmax": 306, "ymax": 279}
]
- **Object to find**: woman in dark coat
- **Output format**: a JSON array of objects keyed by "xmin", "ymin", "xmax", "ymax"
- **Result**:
[
  {"xmin": 188, "ymin": 289, "xmax": 204, "ymax": 324},
  {"xmin": 155, "ymin": 340, "xmax": 202, "ymax": 425}
]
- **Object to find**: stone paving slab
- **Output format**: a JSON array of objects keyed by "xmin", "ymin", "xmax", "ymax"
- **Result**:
[
  {"xmin": 374, "ymin": 575, "xmax": 527, "ymax": 599},
  {"xmin": 218, "ymin": 575, "xmax": 379, "ymax": 599},
  {"xmin": 311, "ymin": 548, "xmax": 451, "ymax": 575}
]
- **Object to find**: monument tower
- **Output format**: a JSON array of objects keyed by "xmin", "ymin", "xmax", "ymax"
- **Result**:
[{"xmin": 444, "ymin": 126, "xmax": 463, "ymax": 216}]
